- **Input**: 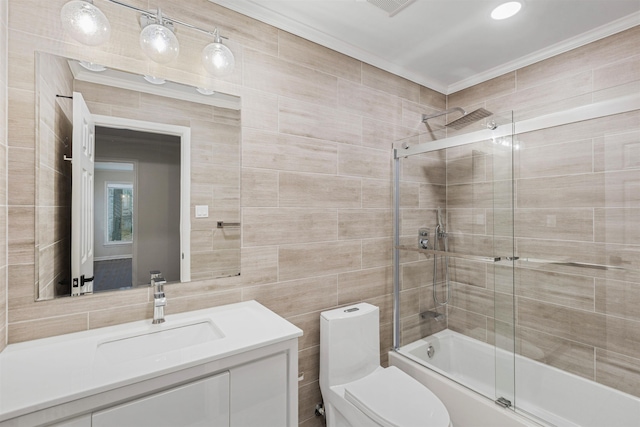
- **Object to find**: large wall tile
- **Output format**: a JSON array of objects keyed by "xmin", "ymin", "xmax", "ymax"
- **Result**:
[
  {"xmin": 278, "ymin": 31, "xmax": 361, "ymax": 83},
  {"xmin": 338, "ymin": 79, "xmax": 402, "ymax": 123},
  {"xmin": 448, "ymin": 73, "xmax": 516, "ymax": 110},
  {"xmin": 593, "ymin": 130, "xmax": 640, "ymax": 173},
  {"xmin": 242, "ymin": 275, "xmax": 338, "ymax": 318},
  {"xmin": 419, "ymin": 86, "xmax": 446, "ymax": 110},
  {"xmin": 495, "ymin": 265, "xmax": 595, "ymax": 310},
  {"xmin": 338, "ymin": 144, "xmax": 391, "ymax": 180},
  {"xmin": 595, "ymin": 278, "xmax": 640, "ymax": 322},
  {"xmin": 516, "ymin": 26, "xmax": 640, "ymax": 90},
  {"xmin": 596, "ymin": 349, "xmax": 640, "ymax": 398},
  {"xmin": 339, "ymin": 209, "xmax": 392, "ymax": 240},
  {"xmin": 593, "ymin": 54, "xmax": 640, "ymax": 92},
  {"xmin": 517, "ymin": 298, "xmax": 606, "ymax": 349},
  {"xmin": 243, "ymin": 128, "xmax": 338, "ymax": 174},
  {"xmin": 243, "ymin": 208, "xmax": 337, "ymax": 246},
  {"xmin": 279, "ymin": 172, "xmax": 361, "ymax": 208},
  {"xmin": 278, "ymin": 241, "xmax": 361, "ymax": 281},
  {"xmin": 594, "ymin": 208, "xmax": 640, "ymax": 244},
  {"xmin": 514, "ymin": 208, "xmax": 594, "ymax": 242},
  {"xmin": 362, "ymin": 237, "xmax": 393, "ymax": 269},
  {"xmin": 488, "ymin": 71, "xmax": 592, "ymax": 117},
  {"xmin": 517, "ymin": 139, "xmax": 593, "ymax": 179},
  {"xmin": 338, "ymin": 266, "xmax": 393, "ymax": 305},
  {"xmin": 241, "ymin": 168, "xmax": 278, "ymax": 207},
  {"xmin": 363, "ymin": 179, "xmax": 392, "ymax": 209},
  {"xmin": 279, "ymin": 97, "xmax": 362, "ymax": 145},
  {"xmin": 517, "ymin": 326, "xmax": 595, "ymax": 380},
  {"xmin": 244, "ymin": 49, "xmax": 337, "ymax": 107},
  {"xmin": 362, "ymin": 63, "xmax": 419, "ymax": 103}
]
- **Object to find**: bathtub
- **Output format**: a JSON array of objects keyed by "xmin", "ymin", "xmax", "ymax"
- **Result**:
[{"xmin": 391, "ymin": 330, "xmax": 640, "ymax": 427}]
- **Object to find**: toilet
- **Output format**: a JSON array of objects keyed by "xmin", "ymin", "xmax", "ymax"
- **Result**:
[{"xmin": 320, "ymin": 303, "xmax": 451, "ymax": 427}]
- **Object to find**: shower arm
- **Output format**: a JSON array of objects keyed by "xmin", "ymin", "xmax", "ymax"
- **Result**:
[{"xmin": 422, "ymin": 107, "xmax": 466, "ymax": 123}]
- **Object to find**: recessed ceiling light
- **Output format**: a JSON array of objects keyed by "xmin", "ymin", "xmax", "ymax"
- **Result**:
[{"xmin": 491, "ymin": 2, "xmax": 522, "ymax": 20}]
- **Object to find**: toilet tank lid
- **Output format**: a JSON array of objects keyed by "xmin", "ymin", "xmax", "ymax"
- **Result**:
[{"xmin": 321, "ymin": 303, "xmax": 377, "ymax": 321}]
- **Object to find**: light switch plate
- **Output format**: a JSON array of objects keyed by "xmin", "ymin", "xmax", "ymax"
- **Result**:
[{"xmin": 195, "ymin": 205, "xmax": 209, "ymax": 218}]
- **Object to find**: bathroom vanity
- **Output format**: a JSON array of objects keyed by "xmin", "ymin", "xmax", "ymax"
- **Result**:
[{"xmin": 0, "ymin": 301, "xmax": 302, "ymax": 426}]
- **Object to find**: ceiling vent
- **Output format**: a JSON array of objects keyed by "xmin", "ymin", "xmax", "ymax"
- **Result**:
[{"xmin": 365, "ymin": 0, "xmax": 417, "ymax": 17}]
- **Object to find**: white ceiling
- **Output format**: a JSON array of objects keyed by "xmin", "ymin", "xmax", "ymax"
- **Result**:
[{"xmin": 210, "ymin": 0, "xmax": 640, "ymax": 94}]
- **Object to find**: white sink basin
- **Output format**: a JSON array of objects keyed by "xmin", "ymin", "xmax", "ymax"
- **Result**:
[{"xmin": 96, "ymin": 320, "xmax": 225, "ymax": 364}]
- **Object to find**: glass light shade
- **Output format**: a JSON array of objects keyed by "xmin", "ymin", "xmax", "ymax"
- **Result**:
[
  {"xmin": 202, "ymin": 42, "xmax": 235, "ymax": 77},
  {"xmin": 60, "ymin": 0, "xmax": 111, "ymax": 46},
  {"xmin": 139, "ymin": 24, "xmax": 180, "ymax": 64}
]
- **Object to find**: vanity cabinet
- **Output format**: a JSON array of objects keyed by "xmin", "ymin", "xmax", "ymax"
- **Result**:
[
  {"xmin": 42, "ymin": 349, "xmax": 292, "ymax": 427},
  {"xmin": 0, "ymin": 302, "xmax": 302, "ymax": 427}
]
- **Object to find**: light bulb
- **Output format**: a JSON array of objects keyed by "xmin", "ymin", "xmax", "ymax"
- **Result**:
[
  {"xmin": 60, "ymin": 0, "xmax": 111, "ymax": 46},
  {"xmin": 139, "ymin": 23, "xmax": 179, "ymax": 64},
  {"xmin": 202, "ymin": 41, "xmax": 235, "ymax": 77}
]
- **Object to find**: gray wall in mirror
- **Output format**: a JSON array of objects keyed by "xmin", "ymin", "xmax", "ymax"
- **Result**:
[{"xmin": 35, "ymin": 52, "xmax": 241, "ymax": 301}]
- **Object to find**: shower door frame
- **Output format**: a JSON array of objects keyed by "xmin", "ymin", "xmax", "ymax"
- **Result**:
[
  {"xmin": 391, "ymin": 91, "xmax": 640, "ymax": 416},
  {"xmin": 392, "ymin": 91, "xmax": 640, "ymax": 351},
  {"xmin": 392, "ymin": 111, "xmax": 517, "ymax": 408}
]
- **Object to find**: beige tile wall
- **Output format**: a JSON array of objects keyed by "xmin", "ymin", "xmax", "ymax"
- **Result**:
[
  {"xmin": 35, "ymin": 53, "xmax": 73, "ymax": 300},
  {"xmin": 0, "ymin": 0, "xmax": 7, "ymax": 352},
  {"xmin": 5, "ymin": 1, "xmax": 444, "ymax": 424},
  {"xmin": 441, "ymin": 25, "xmax": 640, "ymax": 399}
]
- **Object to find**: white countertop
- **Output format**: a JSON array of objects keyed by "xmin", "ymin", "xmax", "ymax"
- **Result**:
[{"xmin": 0, "ymin": 301, "xmax": 302, "ymax": 423}]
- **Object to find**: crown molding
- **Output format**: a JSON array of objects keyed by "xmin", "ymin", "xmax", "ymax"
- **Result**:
[
  {"xmin": 210, "ymin": 1, "xmax": 639, "ymax": 95},
  {"xmin": 447, "ymin": 11, "xmax": 640, "ymax": 94},
  {"xmin": 209, "ymin": 0, "xmax": 450, "ymax": 93}
]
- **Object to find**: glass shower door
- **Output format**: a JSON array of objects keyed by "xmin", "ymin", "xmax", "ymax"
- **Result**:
[{"xmin": 393, "ymin": 110, "xmax": 516, "ymax": 409}]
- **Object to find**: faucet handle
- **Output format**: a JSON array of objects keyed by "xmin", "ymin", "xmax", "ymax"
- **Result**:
[{"xmin": 154, "ymin": 276, "xmax": 166, "ymax": 290}]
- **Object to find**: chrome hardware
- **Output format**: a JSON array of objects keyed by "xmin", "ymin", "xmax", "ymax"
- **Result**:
[
  {"xmin": 420, "ymin": 310, "xmax": 444, "ymax": 322},
  {"xmin": 216, "ymin": 221, "xmax": 240, "ymax": 229},
  {"xmin": 496, "ymin": 397, "xmax": 512, "ymax": 408},
  {"xmin": 397, "ymin": 246, "xmax": 502, "ymax": 263},
  {"xmin": 418, "ymin": 228, "xmax": 430, "ymax": 250},
  {"xmin": 151, "ymin": 271, "xmax": 167, "ymax": 324},
  {"xmin": 315, "ymin": 402, "xmax": 325, "ymax": 417},
  {"xmin": 426, "ymin": 344, "xmax": 435, "ymax": 359}
]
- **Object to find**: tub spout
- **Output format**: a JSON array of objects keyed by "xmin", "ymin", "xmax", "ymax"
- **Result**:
[{"xmin": 421, "ymin": 310, "xmax": 444, "ymax": 322}]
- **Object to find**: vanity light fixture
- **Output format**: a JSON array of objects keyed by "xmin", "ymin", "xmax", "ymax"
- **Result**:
[
  {"xmin": 202, "ymin": 29, "xmax": 236, "ymax": 77},
  {"xmin": 491, "ymin": 1, "xmax": 522, "ymax": 20},
  {"xmin": 139, "ymin": 9, "xmax": 180, "ymax": 64},
  {"xmin": 60, "ymin": 0, "xmax": 111, "ymax": 46},
  {"xmin": 60, "ymin": 0, "xmax": 235, "ymax": 76}
]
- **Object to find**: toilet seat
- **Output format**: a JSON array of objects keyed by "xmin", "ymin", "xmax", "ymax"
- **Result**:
[{"xmin": 343, "ymin": 366, "xmax": 450, "ymax": 427}]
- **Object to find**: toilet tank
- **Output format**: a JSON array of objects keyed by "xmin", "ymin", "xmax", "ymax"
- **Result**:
[{"xmin": 320, "ymin": 303, "xmax": 380, "ymax": 390}]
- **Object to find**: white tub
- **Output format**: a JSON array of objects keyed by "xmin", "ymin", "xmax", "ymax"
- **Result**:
[{"xmin": 392, "ymin": 330, "xmax": 640, "ymax": 427}]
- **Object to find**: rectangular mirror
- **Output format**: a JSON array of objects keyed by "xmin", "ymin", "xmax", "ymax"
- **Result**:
[{"xmin": 35, "ymin": 52, "xmax": 241, "ymax": 301}]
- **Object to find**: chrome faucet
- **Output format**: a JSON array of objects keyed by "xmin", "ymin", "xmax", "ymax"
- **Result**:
[{"xmin": 151, "ymin": 271, "xmax": 167, "ymax": 324}]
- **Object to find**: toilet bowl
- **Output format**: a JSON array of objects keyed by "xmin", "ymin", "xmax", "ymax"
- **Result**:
[{"xmin": 320, "ymin": 303, "xmax": 451, "ymax": 427}]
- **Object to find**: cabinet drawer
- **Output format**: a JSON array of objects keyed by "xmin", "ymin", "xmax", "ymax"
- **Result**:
[{"xmin": 92, "ymin": 372, "xmax": 230, "ymax": 427}]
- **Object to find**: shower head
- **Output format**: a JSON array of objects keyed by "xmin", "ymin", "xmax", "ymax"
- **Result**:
[
  {"xmin": 421, "ymin": 106, "xmax": 493, "ymax": 130},
  {"xmin": 445, "ymin": 107, "xmax": 493, "ymax": 130}
]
